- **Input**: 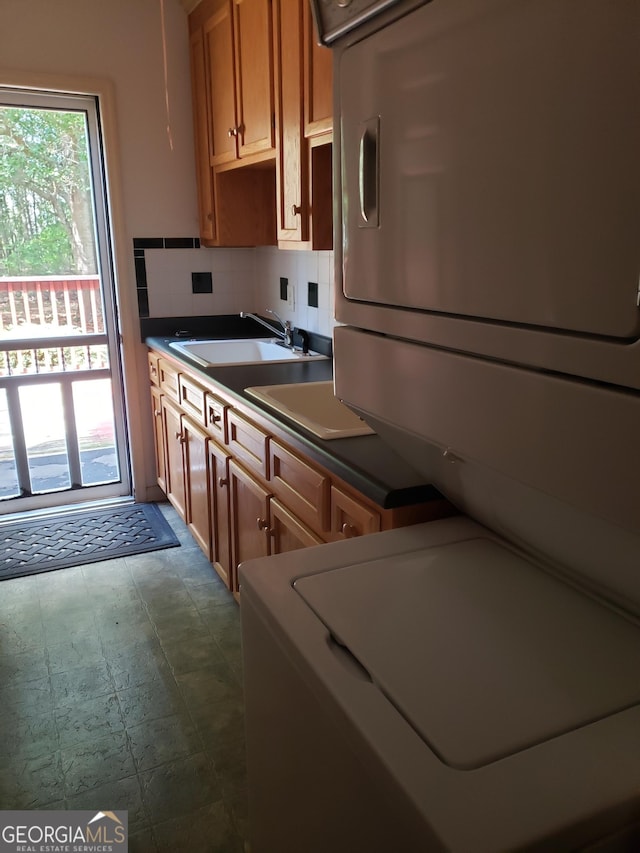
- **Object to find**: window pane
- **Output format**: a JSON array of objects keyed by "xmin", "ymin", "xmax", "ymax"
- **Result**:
[
  {"xmin": 20, "ymin": 383, "xmax": 70, "ymax": 493},
  {"xmin": 73, "ymin": 378, "xmax": 119, "ymax": 486},
  {"xmin": 0, "ymin": 389, "xmax": 19, "ymax": 499}
]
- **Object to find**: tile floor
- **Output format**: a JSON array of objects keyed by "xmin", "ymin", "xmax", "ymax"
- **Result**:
[{"xmin": 0, "ymin": 503, "xmax": 247, "ymax": 852}]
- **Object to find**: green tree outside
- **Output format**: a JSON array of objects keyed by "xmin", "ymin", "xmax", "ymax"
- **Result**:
[{"xmin": 0, "ymin": 106, "xmax": 97, "ymax": 276}]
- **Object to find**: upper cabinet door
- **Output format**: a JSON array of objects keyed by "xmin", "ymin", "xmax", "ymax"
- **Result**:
[
  {"xmin": 204, "ymin": 1, "xmax": 238, "ymax": 166},
  {"xmin": 189, "ymin": 28, "xmax": 216, "ymax": 243},
  {"xmin": 233, "ymin": 0, "xmax": 276, "ymax": 158},
  {"xmin": 303, "ymin": 0, "xmax": 332, "ymax": 138},
  {"xmin": 274, "ymin": 0, "xmax": 307, "ymax": 242}
]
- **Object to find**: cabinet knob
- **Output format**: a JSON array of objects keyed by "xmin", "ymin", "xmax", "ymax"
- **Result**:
[
  {"xmin": 227, "ymin": 127, "xmax": 238, "ymax": 138},
  {"xmin": 154, "ymin": 409, "xmax": 161, "ymax": 417},
  {"xmin": 176, "ymin": 431, "xmax": 186, "ymax": 444},
  {"xmin": 209, "ymin": 411, "xmax": 221, "ymax": 423},
  {"xmin": 341, "ymin": 522, "xmax": 356, "ymax": 538},
  {"xmin": 291, "ymin": 204, "xmax": 302, "ymax": 216},
  {"xmin": 218, "ymin": 477, "xmax": 228, "ymax": 488},
  {"xmin": 256, "ymin": 517, "xmax": 269, "ymax": 531}
]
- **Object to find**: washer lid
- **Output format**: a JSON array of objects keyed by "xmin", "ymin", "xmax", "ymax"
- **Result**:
[{"xmin": 294, "ymin": 537, "xmax": 640, "ymax": 769}]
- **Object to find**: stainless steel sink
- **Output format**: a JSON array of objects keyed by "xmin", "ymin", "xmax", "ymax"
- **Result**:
[
  {"xmin": 169, "ymin": 338, "xmax": 328, "ymax": 367},
  {"xmin": 245, "ymin": 381, "xmax": 375, "ymax": 440}
]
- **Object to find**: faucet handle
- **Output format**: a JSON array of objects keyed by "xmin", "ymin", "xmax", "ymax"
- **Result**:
[
  {"xmin": 265, "ymin": 307, "xmax": 286, "ymax": 327},
  {"xmin": 266, "ymin": 308, "xmax": 293, "ymax": 346}
]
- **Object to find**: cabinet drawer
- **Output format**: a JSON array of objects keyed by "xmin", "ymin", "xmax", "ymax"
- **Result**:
[
  {"xmin": 329, "ymin": 485, "xmax": 380, "ymax": 541},
  {"xmin": 158, "ymin": 358, "xmax": 180, "ymax": 403},
  {"xmin": 269, "ymin": 439, "xmax": 329, "ymax": 534},
  {"xmin": 179, "ymin": 374, "xmax": 206, "ymax": 425},
  {"xmin": 205, "ymin": 391, "xmax": 228, "ymax": 444},
  {"xmin": 227, "ymin": 409, "xmax": 269, "ymax": 478},
  {"xmin": 148, "ymin": 352, "xmax": 160, "ymax": 386}
]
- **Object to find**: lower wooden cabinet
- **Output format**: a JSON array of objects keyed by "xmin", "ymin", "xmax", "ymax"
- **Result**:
[
  {"xmin": 150, "ymin": 385, "xmax": 167, "ymax": 495},
  {"xmin": 229, "ymin": 459, "xmax": 272, "ymax": 586},
  {"xmin": 208, "ymin": 439, "xmax": 233, "ymax": 590},
  {"xmin": 162, "ymin": 396, "xmax": 188, "ymax": 521},
  {"xmin": 149, "ymin": 348, "xmax": 452, "ymax": 599},
  {"xmin": 269, "ymin": 497, "xmax": 323, "ymax": 554},
  {"xmin": 328, "ymin": 485, "xmax": 381, "ymax": 542},
  {"xmin": 182, "ymin": 416, "xmax": 211, "ymax": 559}
]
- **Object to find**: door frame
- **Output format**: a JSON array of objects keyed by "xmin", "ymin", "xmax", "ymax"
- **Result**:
[{"xmin": 0, "ymin": 70, "xmax": 148, "ymax": 515}]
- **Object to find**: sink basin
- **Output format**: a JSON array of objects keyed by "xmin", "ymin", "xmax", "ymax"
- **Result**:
[
  {"xmin": 169, "ymin": 338, "xmax": 328, "ymax": 367},
  {"xmin": 245, "ymin": 381, "xmax": 375, "ymax": 440}
]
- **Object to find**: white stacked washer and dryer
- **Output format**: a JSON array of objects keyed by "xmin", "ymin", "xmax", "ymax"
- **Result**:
[{"xmin": 240, "ymin": 1, "xmax": 640, "ymax": 850}]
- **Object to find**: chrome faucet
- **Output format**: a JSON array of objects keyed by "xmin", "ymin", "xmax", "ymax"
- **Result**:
[{"xmin": 240, "ymin": 310, "xmax": 293, "ymax": 348}]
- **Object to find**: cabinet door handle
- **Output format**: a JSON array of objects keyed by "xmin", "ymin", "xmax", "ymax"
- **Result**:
[
  {"xmin": 256, "ymin": 517, "xmax": 269, "ymax": 530},
  {"xmin": 176, "ymin": 431, "xmax": 186, "ymax": 444},
  {"xmin": 291, "ymin": 204, "xmax": 302, "ymax": 216},
  {"xmin": 154, "ymin": 409, "xmax": 161, "ymax": 417},
  {"xmin": 227, "ymin": 126, "xmax": 238, "ymax": 138},
  {"xmin": 218, "ymin": 477, "xmax": 228, "ymax": 488},
  {"xmin": 341, "ymin": 522, "xmax": 356, "ymax": 538},
  {"xmin": 209, "ymin": 411, "xmax": 221, "ymax": 423}
]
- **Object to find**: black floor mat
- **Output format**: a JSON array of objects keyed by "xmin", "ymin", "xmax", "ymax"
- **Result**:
[{"xmin": 0, "ymin": 503, "xmax": 180, "ymax": 581}]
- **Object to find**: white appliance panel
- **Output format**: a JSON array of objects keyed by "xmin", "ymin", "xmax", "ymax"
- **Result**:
[
  {"xmin": 334, "ymin": 326, "xmax": 640, "ymax": 542},
  {"xmin": 340, "ymin": 0, "xmax": 640, "ymax": 339},
  {"xmin": 241, "ymin": 519, "xmax": 640, "ymax": 852},
  {"xmin": 294, "ymin": 537, "xmax": 640, "ymax": 769}
]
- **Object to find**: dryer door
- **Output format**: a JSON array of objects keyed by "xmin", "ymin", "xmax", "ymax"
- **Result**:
[{"xmin": 339, "ymin": 0, "xmax": 640, "ymax": 338}]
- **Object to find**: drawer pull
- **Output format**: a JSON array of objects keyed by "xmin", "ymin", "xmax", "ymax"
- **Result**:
[
  {"xmin": 341, "ymin": 522, "xmax": 356, "ymax": 538},
  {"xmin": 209, "ymin": 411, "xmax": 222, "ymax": 423}
]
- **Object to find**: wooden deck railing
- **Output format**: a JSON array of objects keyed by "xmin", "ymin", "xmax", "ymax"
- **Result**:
[
  {"xmin": 0, "ymin": 276, "xmax": 108, "ymax": 375},
  {"xmin": 0, "ymin": 275, "xmax": 103, "ymax": 335}
]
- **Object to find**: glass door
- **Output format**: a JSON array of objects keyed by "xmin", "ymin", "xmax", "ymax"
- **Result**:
[{"xmin": 0, "ymin": 89, "xmax": 132, "ymax": 514}]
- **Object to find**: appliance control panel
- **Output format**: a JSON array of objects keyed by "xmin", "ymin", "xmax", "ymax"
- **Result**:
[{"xmin": 310, "ymin": 0, "xmax": 407, "ymax": 43}]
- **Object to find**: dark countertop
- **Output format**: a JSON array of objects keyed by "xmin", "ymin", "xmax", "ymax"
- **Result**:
[{"xmin": 146, "ymin": 332, "xmax": 444, "ymax": 510}]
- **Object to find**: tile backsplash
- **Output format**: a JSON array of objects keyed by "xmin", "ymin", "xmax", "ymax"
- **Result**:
[{"xmin": 134, "ymin": 239, "xmax": 336, "ymax": 339}]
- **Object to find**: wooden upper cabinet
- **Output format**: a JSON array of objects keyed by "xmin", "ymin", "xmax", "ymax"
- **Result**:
[
  {"xmin": 303, "ymin": 0, "xmax": 332, "ymax": 138},
  {"xmin": 233, "ymin": 0, "xmax": 276, "ymax": 159},
  {"xmin": 274, "ymin": 0, "xmax": 307, "ymax": 243},
  {"xmin": 204, "ymin": 1, "xmax": 239, "ymax": 166},
  {"xmin": 202, "ymin": 0, "xmax": 275, "ymax": 166},
  {"xmin": 189, "ymin": 28, "xmax": 216, "ymax": 244}
]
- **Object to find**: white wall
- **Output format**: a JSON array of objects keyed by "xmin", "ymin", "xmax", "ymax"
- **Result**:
[{"xmin": 0, "ymin": 0, "xmax": 335, "ymax": 499}]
